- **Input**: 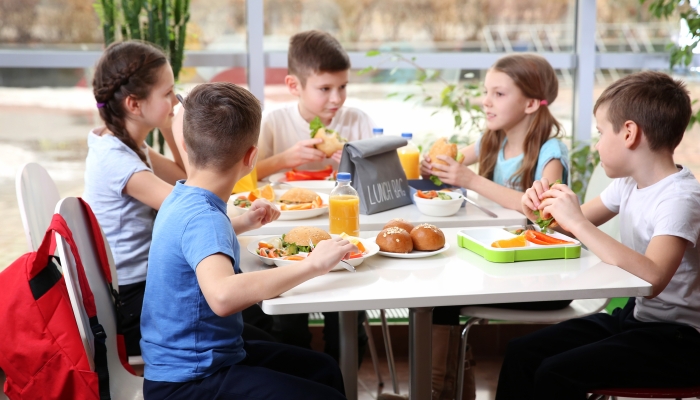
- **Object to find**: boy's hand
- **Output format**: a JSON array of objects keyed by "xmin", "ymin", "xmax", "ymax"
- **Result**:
[
  {"xmin": 282, "ymin": 138, "xmax": 326, "ymax": 168},
  {"xmin": 245, "ymin": 199, "xmax": 281, "ymax": 229},
  {"xmin": 430, "ymin": 155, "xmax": 475, "ymax": 187},
  {"xmin": 305, "ymin": 237, "xmax": 358, "ymax": 275},
  {"xmin": 522, "ymin": 177, "xmax": 553, "ymax": 221},
  {"xmin": 330, "ymin": 150, "xmax": 343, "ymax": 164},
  {"xmin": 537, "ymin": 183, "xmax": 586, "ymax": 233}
]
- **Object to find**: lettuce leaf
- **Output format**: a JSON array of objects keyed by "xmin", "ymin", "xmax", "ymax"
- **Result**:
[{"xmin": 310, "ymin": 117, "xmax": 324, "ymax": 138}]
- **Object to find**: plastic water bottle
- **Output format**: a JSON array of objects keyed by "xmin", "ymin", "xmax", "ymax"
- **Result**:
[
  {"xmin": 372, "ymin": 128, "xmax": 384, "ymax": 138},
  {"xmin": 398, "ymin": 133, "xmax": 420, "ymax": 179},
  {"xmin": 329, "ymin": 172, "xmax": 360, "ymax": 236}
]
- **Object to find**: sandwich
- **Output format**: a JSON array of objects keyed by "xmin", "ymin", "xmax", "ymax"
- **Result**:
[
  {"xmin": 428, "ymin": 137, "xmax": 465, "ymax": 186},
  {"xmin": 277, "ymin": 187, "xmax": 323, "ymax": 210},
  {"xmin": 282, "ymin": 226, "xmax": 332, "ymax": 254},
  {"xmin": 310, "ymin": 117, "xmax": 347, "ymax": 157}
]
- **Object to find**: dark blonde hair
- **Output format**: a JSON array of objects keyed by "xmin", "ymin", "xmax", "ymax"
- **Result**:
[
  {"xmin": 288, "ymin": 30, "xmax": 350, "ymax": 86},
  {"xmin": 594, "ymin": 71, "xmax": 691, "ymax": 152},
  {"xmin": 183, "ymin": 83, "xmax": 262, "ymax": 172},
  {"xmin": 478, "ymin": 54, "xmax": 563, "ymax": 191},
  {"xmin": 93, "ymin": 40, "xmax": 168, "ymax": 165}
]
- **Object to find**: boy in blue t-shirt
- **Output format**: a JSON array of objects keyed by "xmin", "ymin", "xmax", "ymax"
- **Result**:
[
  {"xmin": 140, "ymin": 82, "xmax": 357, "ymax": 399},
  {"xmin": 497, "ymin": 71, "xmax": 700, "ymax": 399}
]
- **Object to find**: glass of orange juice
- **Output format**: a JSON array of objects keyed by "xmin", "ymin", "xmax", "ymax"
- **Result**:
[{"xmin": 398, "ymin": 133, "xmax": 420, "ymax": 179}]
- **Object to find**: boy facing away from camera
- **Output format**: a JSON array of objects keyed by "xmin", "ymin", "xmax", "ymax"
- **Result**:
[
  {"xmin": 140, "ymin": 82, "xmax": 358, "ymax": 400},
  {"xmin": 496, "ymin": 71, "xmax": 700, "ymax": 400},
  {"xmin": 255, "ymin": 30, "xmax": 375, "ymax": 180}
]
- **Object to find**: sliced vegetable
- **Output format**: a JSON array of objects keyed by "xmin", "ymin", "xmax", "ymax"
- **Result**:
[
  {"xmin": 491, "ymin": 235, "xmax": 527, "ymax": 248},
  {"xmin": 436, "ymin": 192, "xmax": 452, "ymax": 200},
  {"xmin": 348, "ymin": 252, "xmax": 364, "ymax": 259},
  {"xmin": 525, "ymin": 230, "xmax": 572, "ymax": 245},
  {"xmin": 283, "ymin": 255, "xmax": 305, "ymax": 261},
  {"xmin": 416, "ymin": 190, "xmax": 438, "ymax": 199}
]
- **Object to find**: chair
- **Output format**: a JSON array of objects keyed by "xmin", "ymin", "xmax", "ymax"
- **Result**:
[
  {"xmin": 55, "ymin": 197, "xmax": 143, "ymax": 400},
  {"xmin": 455, "ymin": 163, "xmax": 620, "ymax": 399},
  {"xmin": 16, "ymin": 162, "xmax": 61, "ymax": 251}
]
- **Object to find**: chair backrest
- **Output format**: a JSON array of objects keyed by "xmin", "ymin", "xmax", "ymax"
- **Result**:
[
  {"xmin": 584, "ymin": 163, "xmax": 620, "ymax": 242},
  {"xmin": 16, "ymin": 162, "xmax": 61, "ymax": 251},
  {"xmin": 55, "ymin": 197, "xmax": 143, "ymax": 400}
]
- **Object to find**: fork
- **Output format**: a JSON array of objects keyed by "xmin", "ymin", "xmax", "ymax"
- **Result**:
[{"xmin": 309, "ymin": 239, "xmax": 356, "ymax": 272}]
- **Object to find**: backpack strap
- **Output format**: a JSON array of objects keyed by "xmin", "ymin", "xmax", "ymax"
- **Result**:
[
  {"xmin": 33, "ymin": 214, "xmax": 112, "ymax": 400},
  {"xmin": 77, "ymin": 198, "xmax": 136, "ymax": 375}
]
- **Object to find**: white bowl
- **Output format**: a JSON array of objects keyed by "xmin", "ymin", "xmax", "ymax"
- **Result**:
[{"xmin": 413, "ymin": 191, "xmax": 464, "ymax": 217}]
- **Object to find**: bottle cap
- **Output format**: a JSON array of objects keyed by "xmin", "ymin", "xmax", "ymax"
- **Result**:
[
  {"xmin": 337, "ymin": 172, "xmax": 351, "ymax": 181},
  {"xmin": 373, "ymin": 128, "xmax": 384, "ymax": 134},
  {"xmin": 401, "ymin": 132, "xmax": 413, "ymax": 139}
]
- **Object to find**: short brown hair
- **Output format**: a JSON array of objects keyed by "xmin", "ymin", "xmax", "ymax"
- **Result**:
[
  {"xmin": 183, "ymin": 83, "xmax": 261, "ymax": 171},
  {"xmin": 594, "ymin": 71, "xmax": 691, "ymax": 151},
  {"xmin": 288, "ymin": 30, "xmax": 350, "ymax": 85}
]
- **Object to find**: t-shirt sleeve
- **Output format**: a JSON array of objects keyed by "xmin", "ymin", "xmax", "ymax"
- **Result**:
[
  {"xmin": 599, "ymin": 178, "xmax": 623, "ymax": 213},
  {"xmin": 354, "ymin": 108, "xmax": 376, "ymax": 140},
  {"xmin": 181, "ymin": 209, "xmax": 236, "ymax": 271},
  {"xmin": 535, "ymin": 139, "xmax": 569, "ymax": 184},
  {"xmin": 257, "ymin": 113, "xmax": 275, "ymax": 161},
  {"xmin": 102, "ymin": 145, "xmax": 152, "ymax": 197},
  {"xmin": 652, "ymin": 195, "xmax": 700, "ymax": 246}
]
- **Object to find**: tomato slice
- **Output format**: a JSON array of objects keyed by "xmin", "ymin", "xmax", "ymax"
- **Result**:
[
  {"xmin": 416, "ymin": 190, "xmax": 438, "ymax": 199},
  {"xmin": 348, "ymin": 252, "xmax": 364, "ymax": 259}
]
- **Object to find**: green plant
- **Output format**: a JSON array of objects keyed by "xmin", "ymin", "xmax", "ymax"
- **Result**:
[
  {"xmin": 641, "ymin": 0, "xmax": 700, "ymax": 127},
  {"xmin": 570, "ymin": 140, "xmax": 601, "ymax": 203},
  {"xmin": 359, "ymin": 50, "xmax": 485, "ymax": 146},
  {"xmin": 94, "ymin": 0, "xmax": 190, "ymax": 153}
]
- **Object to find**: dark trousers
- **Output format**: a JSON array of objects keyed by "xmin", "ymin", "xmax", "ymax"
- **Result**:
[
  {"xmin": 120, "ymin": 283, "xmax": 276, "ymax": 356},
  {"xmin": 432, "ymin": 300, "xmax": 573, "ymax": 325},
  {"xmin": 496, "ymin": 298, "xmax": 700, "ymax": 400},
  {"xmin": 271, "ymin": 312, "xmax": 368, "ymax": 364},
  {"xmin": 143, "ymin": 340, "xmax": 346, "ymax": 400}
]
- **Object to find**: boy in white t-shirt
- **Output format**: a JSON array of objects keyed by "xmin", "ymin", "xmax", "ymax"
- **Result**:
[
  {"xmin": 255, "ymin": 30, "xmax": 375, "ymax": 180},
  {"xmin": 496, "ymin": 71, "xmax": 700, "ymax": 399}
]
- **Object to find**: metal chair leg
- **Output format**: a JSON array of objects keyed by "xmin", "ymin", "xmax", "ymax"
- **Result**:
[
  {"xmin": 363, "ymin": 313, "xmax": 384, "ymax": 387},
  {"xmin": 380, "ymin": 309, "xmax": 399, "ymax": 394},
  {"xmin": 456, "ymin": 317, "xmax": 484, "ymax": 400}
]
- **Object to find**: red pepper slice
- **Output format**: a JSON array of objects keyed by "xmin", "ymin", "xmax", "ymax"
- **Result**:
[{"xmin": 525, "ymin": 230, "xmax": 572, "ymax": 245}]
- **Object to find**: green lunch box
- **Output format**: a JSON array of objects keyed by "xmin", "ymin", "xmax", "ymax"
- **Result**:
[{"xmin": 458, "ymin": 227, "xmax": 581, "ymax": 263}]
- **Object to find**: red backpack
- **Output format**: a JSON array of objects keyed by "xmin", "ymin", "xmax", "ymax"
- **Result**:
[{"xmin": 0, "ymin": 200, "xmax": 133, "ymax": 399}]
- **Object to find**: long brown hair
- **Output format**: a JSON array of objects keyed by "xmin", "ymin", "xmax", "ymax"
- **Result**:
[
  {"xmin": 92, "ymin": 40, "xmax": 168, "ymax": 165},
  {"xmin": 478, "ymin": 54, "xmax": 563, "ymax": 191}
]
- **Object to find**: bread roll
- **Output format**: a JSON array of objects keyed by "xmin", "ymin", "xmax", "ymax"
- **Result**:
[
  {"xmin": 382, "ymin": 218, "xmax": 414, "ymax": 234},
  {"xmin": 285, "ymin": 226, "xmax": 331, "ymax": 246},
  {"xmin": 428, "ymin": 137, "xmax": 458, "ymax": 172},
  {"xmin": 315, "ymin": 128, "xmax": 345, "ymax": 157},
  {"xmin": 279, "ymin": 187, "xmax": 318, "ymax": 204},
  {"xmin": 410, "ymin": 223, "xmax": 445, "ymax": 251},
  {"xmin": 376, "ymin": 227, "xmax": 413, "ymax": 253}
]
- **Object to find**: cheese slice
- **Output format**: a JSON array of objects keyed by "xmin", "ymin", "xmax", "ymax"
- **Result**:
[{"xmin": 339, "ymin": 232, "xmax": 366, "ymax": 253}]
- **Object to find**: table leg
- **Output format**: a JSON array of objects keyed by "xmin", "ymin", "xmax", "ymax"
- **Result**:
[
  {"xmin": 409, "ymin": 307, "xmax": 433, "ymax": 400},
  {"xmin": 340, "ymin": 310, "xmax": 358, "ymax": 400}
]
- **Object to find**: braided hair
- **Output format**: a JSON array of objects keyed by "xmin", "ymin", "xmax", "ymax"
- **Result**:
[{"xmin": 93, "ymin": 41, "xmax": 168, "ymax": 165}]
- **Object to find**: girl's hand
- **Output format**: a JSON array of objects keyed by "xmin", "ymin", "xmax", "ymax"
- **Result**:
[
  {"xmin": 538, "ymin": 184, "xmax": 586, "ymax": 233},
  {"xmin": 245, "ymin": 199, "xmax": 281, "ymax": 229},
  {"xmin": 305, "ymin": 237, "xmax": 358, "ymax": 275},
  {"xmin": 431, "ymin": 155, "xmax": 475, "ymax": 187},
  {"xmin": 282, "ymin": 139, "xmax": 326, "ymax": 168},
  {"xmin": 521, "ymin": 178, "xmax": 552, "ymax": 221},
  {"xmin": 420, "ymin": 154, "xmax": 433, "ymax": 179}
]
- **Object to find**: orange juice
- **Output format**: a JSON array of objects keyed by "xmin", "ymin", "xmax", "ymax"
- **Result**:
[
  {"xmin": 398, "ymin": 150, "xmax": 420, "ymax": 179},
  {"xmin": 329, "ymin": 195, "xmax": 360, "ymax": 236},
  {"xmin": 232, "ymin": 167, "xmax": 258, "ymax": 194}
]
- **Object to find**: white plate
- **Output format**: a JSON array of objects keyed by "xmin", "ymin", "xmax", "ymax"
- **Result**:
[
  {"xmin": 269, "ymin": 173, "xmax": 337, "ymax": 194},
  {"xmin": 247, "ymin": 235, "xmax": 379, "ymax": 271},
  {"xmin": 230, "ymin": 189, "xmax": 330, "ymax": 221},
  {"xmin": 367, "ymin": 237, "xmax": 451, "ymax": 258}
]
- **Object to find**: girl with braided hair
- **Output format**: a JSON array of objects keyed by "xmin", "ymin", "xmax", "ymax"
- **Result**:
[{"xmin": 84, "ymin": 40, "xmax": 187, "ymax": 356}]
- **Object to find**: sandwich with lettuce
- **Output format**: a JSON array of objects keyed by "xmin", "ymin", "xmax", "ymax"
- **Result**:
[
  {"xmin": 428, "ymin": 137, "xmax": 465, "ymax": 186},
  {"xmin": 310, "ymin": 117, "xmax": 347, "ymax": 157}
]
